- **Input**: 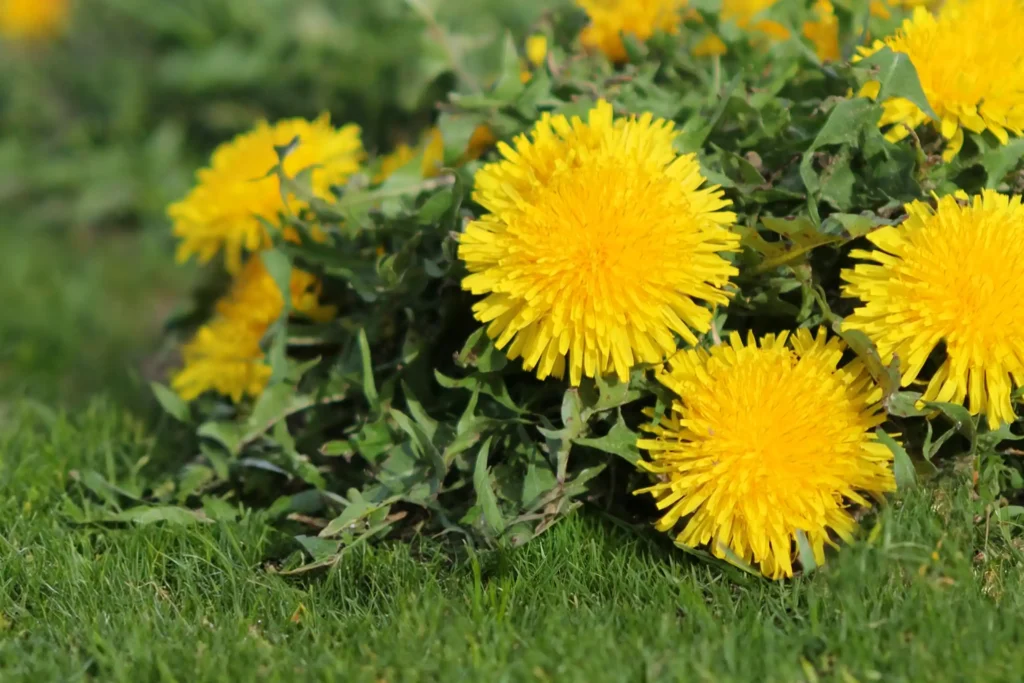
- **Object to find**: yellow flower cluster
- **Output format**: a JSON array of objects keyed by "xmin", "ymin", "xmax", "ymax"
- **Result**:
[
  {"xmin": 169, "ymin": 114, "xmax": 363, "ymax": 274},
  {"xmin": 576, "ymin": 0, "xmax": 686, "ymax": 62},
  {"xmin": 0, "ymin": 0, "xmax": 68, "ymax": 41},
  {"xmin": 166, "ymin": 16, "xmax": 1024, "ymax": 579},
  {"xmin": 169, "ymin": 115, "xmax": 354, "ymax": 402},
  {"xmin": 172, "ymin": 258, "xmax": 336, "ymax": 402},
  {"xmin": 858, "ymin": 0, "xmax": 1024, "ymax": 160}
]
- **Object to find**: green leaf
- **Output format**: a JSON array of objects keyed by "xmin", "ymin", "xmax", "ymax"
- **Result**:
[
  {"xmin": 473, "ymin": 438, "xmax": 505, "ymax": 535},
  {"xmin": 416, "ymin": 190, "xmax": 453, "ymax": 225},
  {"xmin": 877, "ymin": 429, "xmax": 916, "ymax": 489},
  {"xmin": 887, "ymin": 391, "xmax": 927, "ymax": 418},
  {"xmin": 979, "ymin": 137, "xmax": 1024, "ymax": 188},
  {"xmin": 795, "ymin": 530, "xmax": 819, "ymax": 575},
  {"xmin": 434, "ymin": 370, "xmax": 524, "ymax": 414},
  {"xmin": 855, "ymin": 46, "xmax": 938, "ymax": 121},
  {"xmin": 922, "ymin": 401, "xmax": 978, "ymax": 454},
  {"xmin": 573, "ymin": 414, "xmax": 641, "ymax": 464},
  {"xmin": 197, "ymin": 421, "xmax": 245, "ymax": 456},
  {"xmin": 150, "ymin": 382, "xmax": 190, "ymax": 423},
  {"xmin": 319, "ymin": 489, "xmax": 389, "ymax": 539},
  {"xmin": 490, "ymin": 32, "xmax": 525, "ymax": 102},
  {"xmin": 108, "ymin": 506, "xmax": 212, "ymax": 526},
  {"xmin": 835, "ymin": 325, "xmax": 900, "ymax": 399},
  {"xmin": 358, "ymin": 328, "xmax": 378, "ymax": 407},
  {"xmin": 260, "ymin": 249, "xmax": 292, "ymax": 317},
  {"xmin": 561, "ymin": 388, "xmax": 584, "ymax": 438}
]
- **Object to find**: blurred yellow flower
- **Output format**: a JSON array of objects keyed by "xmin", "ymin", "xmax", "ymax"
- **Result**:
[
  {"xmin": 577, "ymin": 0, "xmax": 686, "ymax": 62},
  {"xmin": 637, "ymin": 329, "xmax": 896, "ymax": 579},
  {"xmin": 692, "ymin": 0, "xmax": 791, "ymax": 57},
  {"xmin": 843, "ymin": 191, "xmax": 1024, "ymax": 429},
  {"xmin": 520, "ymin": 33, "xmax": 548, "ymax": 83},
  {"xmin": 0, "ymin": 0, "xmax": 68, "ymax": 40},
  {"xmin": 803, "ymin": 0, "xmax": 840, "ymax": 61},
  {"xmin": 172, "ymin": 317, "xmax": 273, "ymax": 404},
  {"xmin": 870, "ymin": 0, "xmax": 939, "ymax": 20},
  {"xmin": 857, "ymin": 0, "xmax": 1024, "ymax": 161},
  {"xmin": 172, "ymin": 258, "xmax": 336, "ymax": 402},
  {"xmin": 169, "ymin": 115, "xmax": 363, "ymax": 273},
  {"xmin": 459, "ymin": 100, "xmax": 739, "ymax": 385},
  {"xmin": 377, "ymin": 124, "xmax": 496, "ymax": 183}
]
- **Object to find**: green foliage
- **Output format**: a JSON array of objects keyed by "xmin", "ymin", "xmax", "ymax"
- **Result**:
[{"xmin": 56, "ymin": 0, "xmax": 1020, "ymax": 573}]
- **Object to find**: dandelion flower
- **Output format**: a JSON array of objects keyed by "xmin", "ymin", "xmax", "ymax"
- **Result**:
[
  {"xmin": 377, "ymin": 128, "xmax": 445, "ymax": 182},
  {"xmin": 520, "ymin": 34, "xmax": 548, "ymax": 83},
  {"xmin": 214, "ymin": 257, "xmax": 337, "ymax": 327},
  {"xmin": 803, "ymin": 0, "xmax": 840, "ymax": 62},
  {"xmin": 857, "ymin": 0, "xmax": 1024, "ymax": 161},
  {"xmin": 169, "ymin": 115, "xmax": 363, "ymax": 273},
  {"xmin": 719, "ymin": 0, "xmax": 790, "ymax": 38},
  {"xmin": 576, "ymin": 0, "xmax": 686, "ymax": 62},
  {"xmin": 636, "ymin": 329, "xmax": 896, "ymax": 579},
  {"xmin": 459, "ymin": 100, "xmax": 739, "ymax": 385},
  {"xmin": 172, "ymin": 258, "xmax": 336, "ymax": 401},
  {"xmin": 692, "ymin": 0, "xmax": 791, "ymax": 57},
  {"xmin": 0, "ymin": 0, "xmax": 68, "ymax": 40},
  {"xmin": 843, "ymin": 190, "xmax": 1024, "ymax": 428},
  {"xmin": 172, "ymin": 317, "xmax": 273, "ymax": 403}
]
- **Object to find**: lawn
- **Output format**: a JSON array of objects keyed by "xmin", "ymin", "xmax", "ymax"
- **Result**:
[{"xmin": 2, "ymin": 233, "xmax": 1023, "ymax": 682}]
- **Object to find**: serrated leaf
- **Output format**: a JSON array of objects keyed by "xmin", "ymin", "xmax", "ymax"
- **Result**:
[
  {"xmin": 573, "ymin": 414, "xmax": 641, "ymax": 464},
  {"xmin": 922, "ymin": 401, "xmax": 978, "ymax": 454},
  {"xmin": 856, "ymin": 46, "xmax": 938, "ymax": 121},
  {"xmin": 979, "ymin": 137, "xmax": 1024, "ymax": 188}
]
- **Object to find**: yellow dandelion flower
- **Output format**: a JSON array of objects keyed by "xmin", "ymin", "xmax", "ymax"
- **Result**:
[
  {"xmin": 721, "ymin": 0, "xmax": 790, "ymax": 40},
  {"xmin": 803, "ymin": 0, "xmax": 840, "ymax": 62},
  {"xmin": 576, "ymin": 0, "xmax": 686, "ymax": 63},
  {"xmin": 376, "ymin": 127, "xmax": 445, "ymax": 182},
  {"xmin": 215, "ymin": 257, "xmax": 337, "ymax": 326},
  {"xmin": 636, "ymin": 329, "xmax": 896, "ymax": 580},
  {"xmin": 0, "ymin": 0, "xmax": 68, "ymax": 41},
  {"xmin": 459, "ymin": 100, "xmax": 739, "ymax": 385},
  {"xmin": 526, "ymin": 34, "xmax": 548, "ymax": 66},
  {"xmin": 172, "ymin": 317, "xmax": 273, "ymax": 403},
  {"xmin": 169, "ymin": 114, "xmax": 363, "ymax": 273},
  {"xmin": 520, "ymin": 34, "xmax": 549, "ymax": 83},
  {"xmin": 842, "ymin": 190, "xmax": 1024, "ymax": 429},
  {"xmin": 857, "ymin": 0, "xmax": 1024, "ymax": 161},
  {"xmin": 465, "ymin": 124, "xmax": 497, "ymax": 161},
  {"xmin": 692, "ymin": 0, "xmax": 791, "ymax": 57},
  {"xmin": 377, "ymin": 124, "xmax": 496, "ymax": 183},
  {"xmin": 172, "ymin": 258, "xmax": 336, "ymax": 402}
]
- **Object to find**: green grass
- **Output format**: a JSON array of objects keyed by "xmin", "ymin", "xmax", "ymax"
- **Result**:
[
  {"xmin": 2, "ymin": 402, "xmax": 1024, "ymax": 682},
  {"xmin": 2, "ymin": 234, "xmax": 1024, "ymax": 682}
]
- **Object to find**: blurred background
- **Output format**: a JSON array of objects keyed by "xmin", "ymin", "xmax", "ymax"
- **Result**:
[{"xmin": 0, "ymin": 0, "xmax": 563, "ymax": 407}]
